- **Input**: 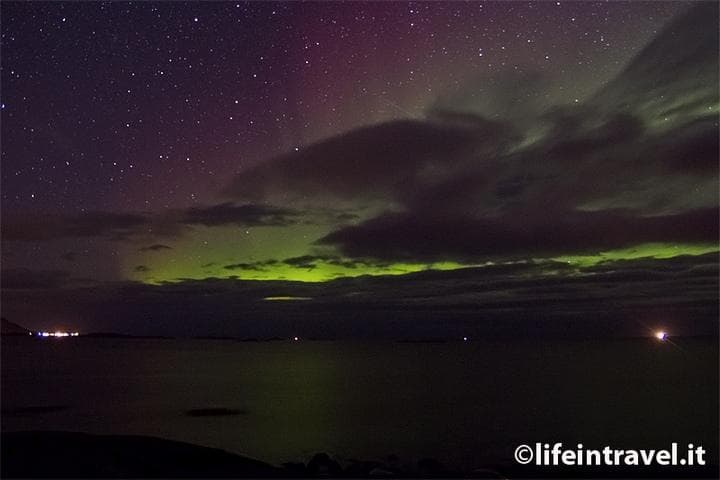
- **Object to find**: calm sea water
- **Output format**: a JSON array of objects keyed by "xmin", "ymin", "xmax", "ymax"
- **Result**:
[{"xmin": 2, "ymin": 337, "xmax": 717, "ymax": 469}]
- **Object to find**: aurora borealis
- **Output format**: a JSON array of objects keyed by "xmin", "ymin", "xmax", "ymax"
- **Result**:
[{"xmin": 1, "ymin": 1, "xmax": 718, "ymax": 337}]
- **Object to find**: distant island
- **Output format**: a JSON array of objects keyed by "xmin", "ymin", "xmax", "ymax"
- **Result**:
[
  {"xmin": 81, "ymin": 332, "xmax": 174, "ymax": 339},
  {"xmin": 0, "ymin": 319, "xmax": 174, "ymax": 339},
  {"xmin": 0, "ymin": 323, "xmax": 299, "ymax": 341}
]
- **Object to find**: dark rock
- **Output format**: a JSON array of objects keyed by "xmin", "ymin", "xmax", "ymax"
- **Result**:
[
  {"xmin": 469, "ymin": 468, "xmax": 506, "ymax": 479},
  {"xmin": 281, "ymin": 462, "xmax": 306, "ymax": 476},
  {"xmin": 368, "ymin": 466, "xmax": 395, "ymax": 477},
  {"xmin": 417, "ymin": 457, "xmax": 448, "ymax": 477},
  {"xmin": 343, "ymin": 460, "xmax": 384, "ymax": 477},
  {"xmin": 1, "ymin": 431, "xmax": 281, "ymax": 478},
  {"xmin": 306, "ymin": 453, "xmax": 342, "ymax": 477}
]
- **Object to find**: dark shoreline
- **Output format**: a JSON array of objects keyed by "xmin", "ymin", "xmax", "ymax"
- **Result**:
[{"xmin": 2, "ymin": 431, "xmax": 717, "ymax": 479}]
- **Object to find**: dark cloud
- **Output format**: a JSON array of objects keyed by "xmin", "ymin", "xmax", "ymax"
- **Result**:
[
  {"xmin": 223, "ymin": 259, "xmax": 279, "ymax": 271},
  {"xmin": 60, "ymin": 252, "xmax": 78, "ymax": 262},
  {"xmin": 282, "ymin": 255, "xmax": 319, "ymax": 269},
  {"xmin": 223, "ymin": 262, "xmax": 266, "ymax": 271},
  {"xmin": 139, "ymin": 244, "xmax": 173, "ymax": 252},
  {"xmin": 224, "ymin": 118, "xmax": 517, "ymax": 207},
  {"xmin": 181, "ymin": 202, "xmax": 298, "ymax": 227},
  {"xmin": 2, "ymin": 211, "xmax": 149, "ymax": 242},
  {"xmin": 645, "ymin": 116, "xmax": 718, "ymax": 174},
  {"xmin": 221, "ymin": 255, "xmax": 378, "ymax": 273},
  {"xmin": 1, "ymin": 269, "xmax": 70, "ymax": 290},
  {"xmin": 2, "ymin": 203, "xmax": 298, "ymax": 243},
  {"xmin": 223, "ymin": 3, "xmax": 718, "ymax": 263},
  {"xmin": 282, "ymin": 255, "xmax": 380, "ymax": 269},
  {"xmin": 320, "ymin": 208, "xmax": 718, "ymax": 261}
]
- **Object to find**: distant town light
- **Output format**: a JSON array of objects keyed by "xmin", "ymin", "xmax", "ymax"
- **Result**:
[
  {"xmin": 655, "ymin": 330, "xmax": 668, "ymax": 341},
  {"xmin": 463, "ymin": 336, "xmax": 468, "ymax": 342},
  {"xmin": 293, "ymin": 336, "xmax": 299, "ymax": 341},
  {"xmin": 36, "ymin": 331, "xmax": 79, "ymax": 338}
]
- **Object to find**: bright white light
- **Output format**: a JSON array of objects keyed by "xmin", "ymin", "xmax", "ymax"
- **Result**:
[
  {"xmin": 655, "ymin": 330, "xmax": 668, "ymax": 341},
  {"xmin": 38, "ymin": 331, "xmax": 77, "ymax": 338},
  {"xmin": 463, "ymin": 336, "xmax": 468, "ymax": 342},
  {"xmin": 293, "ymin": 336, "xmax": 299, "ymax": 341}
]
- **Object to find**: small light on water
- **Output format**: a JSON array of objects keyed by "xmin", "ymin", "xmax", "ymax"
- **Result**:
[{"xmin": 655, "ymin": 330, "xmax": 668, "ymax": 341}]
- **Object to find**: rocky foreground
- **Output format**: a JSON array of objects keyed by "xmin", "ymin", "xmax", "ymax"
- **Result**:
[
  {"xmin": 2, "ymin": 431, "xmax": 502, "ymax": 478},
  {"xmin": 2, "ymin": 431, "xmax": 716, "ymax": 478}
]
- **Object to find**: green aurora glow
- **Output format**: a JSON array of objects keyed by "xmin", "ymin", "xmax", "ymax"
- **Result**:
[{"xmin": 125, "ymin": 225, "xmax": 718, "ymax": 284}]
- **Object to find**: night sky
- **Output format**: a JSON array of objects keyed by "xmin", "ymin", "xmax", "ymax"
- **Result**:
[{"xmin": 1, "ymin": 2, "xmax": 718, "ymax": 337}]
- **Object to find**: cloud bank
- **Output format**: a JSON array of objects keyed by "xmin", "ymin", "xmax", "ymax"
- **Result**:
[
  {"xmin": 224, "ymin": 3, "xmax": 718, "ymax": 264},
  {"xmin": 2, "ymin": 253, "xmax": 716, "ymax": 338}
]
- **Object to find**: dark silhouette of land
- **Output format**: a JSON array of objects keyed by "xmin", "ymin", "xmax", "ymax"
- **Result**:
[
  {"xmin": 1, "ymin": 431, "xmax": 282, "ymax": 478},
  {"xmin": 2, "ymin": 431, "xmax": 717, "ymax": 478},
  {"xmin": 0, "ymin": 318, "xmax": 31, "ymax": 336}
]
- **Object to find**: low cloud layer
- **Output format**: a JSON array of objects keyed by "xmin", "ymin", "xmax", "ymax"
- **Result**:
[
  {"xmin": 138, "ymin": 244, "xmax": 173, "ymax": 252},
  {"xmin": 2, "ymin": 253, "xmax": 717, "ymax": 338},
  {"xmin": 181, "ymin": 203, "xmax": 298, "ymax": 228},
  {"xmin": 320, "ymin": 208, "xmax": 718, "ymax": 261},
  {"xmin": 2, "ymin": 212, "xmax": 149, "ymax": 242},
  {"xmin": 1, "ymin": 202, "xmax": 303, "ymax": 242}
]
